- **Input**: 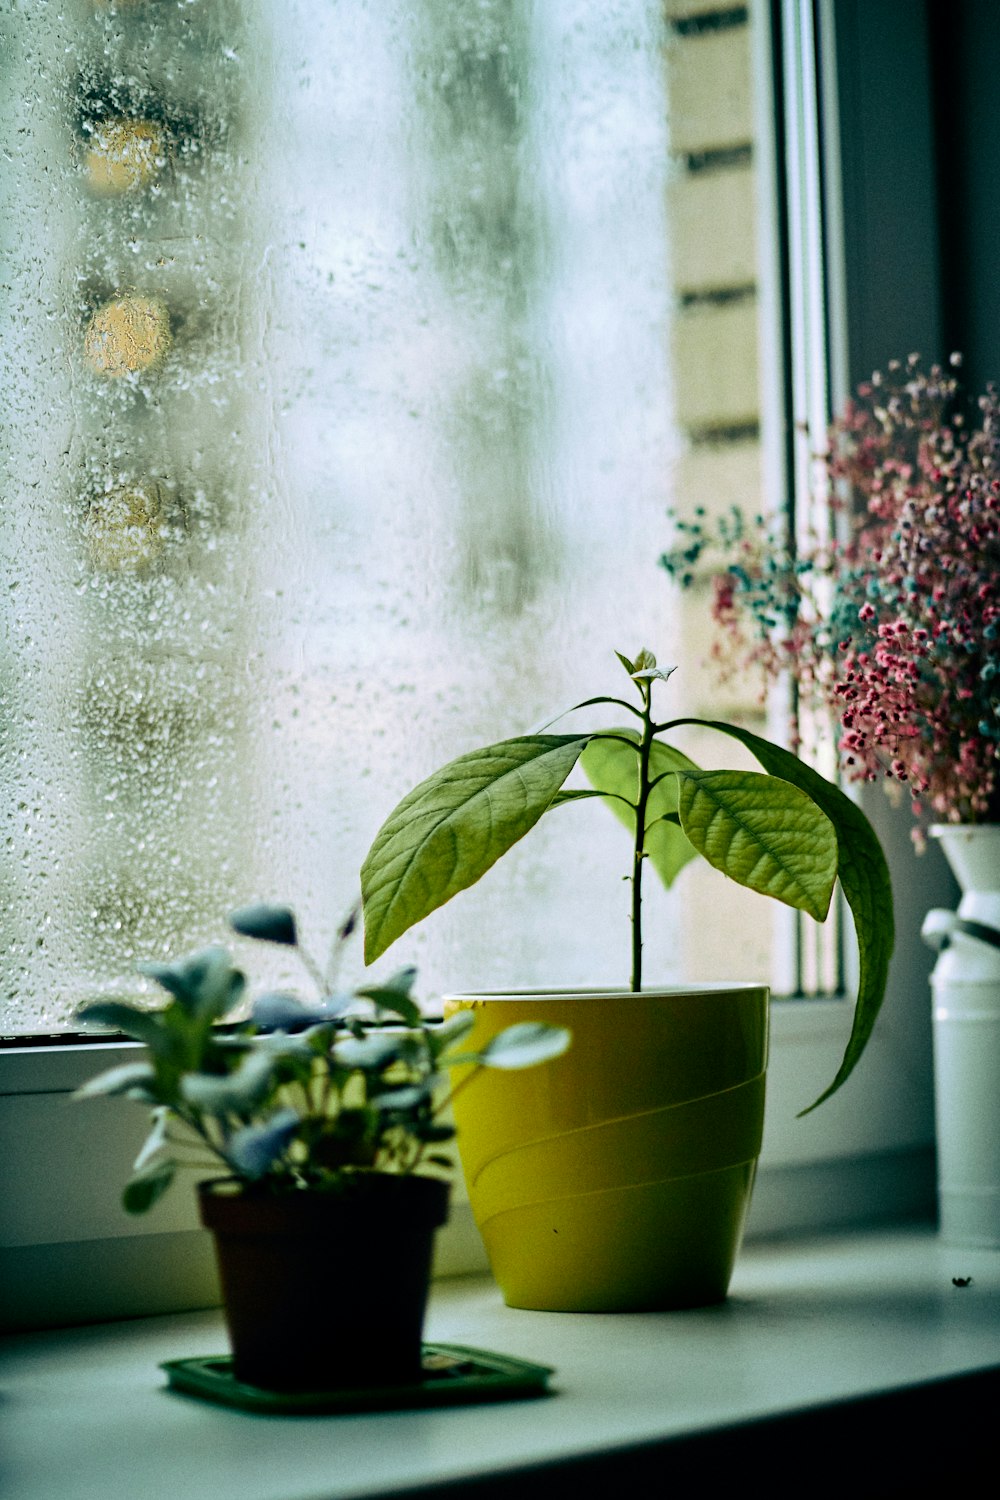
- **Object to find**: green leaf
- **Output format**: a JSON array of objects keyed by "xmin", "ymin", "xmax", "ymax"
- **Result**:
[
  {"xmin": 73, "ymin": 1061, "xmax": 158, "ymax": 1100},
  {"xmin": 580, "ymin": 732, "xmax": 701, "ymax": 889},
  {"xmin": 333, "ymin": 1034, "xmax": 405, "ymax": 1073},
  {"xmin": 75, "ymin": 1000, "xmax": 167, "ymax": 1051},
  {"xmin": 247, "ymin": 1030, "xmax": 318, "ymax": 1064},
  {"xmin": 676, "ymin": 769, "xmax": 837, "ymax": 921},
  {"xmin": 631, "ymin": 665, "xmax": 677, "ymax": 684},
  {"xmin": 428, "ymin": 1010, "xmax": 476, "ymax": 1061},
  {"xmin": 370, "ymin": 1079, "xmax": 438, "ymax": 1114},
  {"xmin": 478, "ymin": 1021, "xmax": 572, "ymax": 1070},
  {"xmin": 138, "ymin": 947, "xmax": 245, "ymax": 1022},
  {"xmin": 251, "ymin": 991, "xmax": 321, "ymax": 1032},
  {"xmin": 355, "ymin": 965, "xmax": 421, "ymax": 1027},
  {"xmin": 228, "ymin": 904, "xmax": 297, "ymax": 946},
  {"xmin": 122, "ymin": 1159, "xmax": 176, "ymax": 1215},
  {"xmin": 684, "ymin": 720, "xmax": 894, "ymax": 1112},
  {"xmin": 550, "ymin": 788, "xmax": 615, "ymax": 806},
  {"xmin": 534, "ymin": 694, "xmax": 643, "ymax": 732},
  {"xmin": 180, "ymin": 1049, "xmax": 276, "ymax": 1116},
  {"xmin": 228, "ymin": 1109, "xmax": 300, "ymax": 1180},
  {"xmin": 133, "ymin": 1107, "xmax": 170, "ymax": 1172},
  {"xmin": 361, "ymin": 735, "xmax": 590, "ymax": 963}
]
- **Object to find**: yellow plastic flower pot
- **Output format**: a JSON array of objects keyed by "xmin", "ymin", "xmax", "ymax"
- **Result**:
[{"xmin": 444, "ymin": 986, "xmax": 768, "ymax": 1312}]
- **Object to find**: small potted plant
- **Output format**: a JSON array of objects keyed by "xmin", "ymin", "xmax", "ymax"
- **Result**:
[
  {"xmin": 76, "ymin": 904, "xmax": 569, "ymax": 1391},
  {"xmin": 359, "ymin": 649, "xmax": 893, "ymax": 1310}
]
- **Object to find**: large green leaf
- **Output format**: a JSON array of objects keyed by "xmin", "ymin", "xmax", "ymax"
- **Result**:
[
  {"xmin": 580, "ymin": 731, "xmax": 700, "ymax": 889},
  {"xmin": 671, "ymin": 720, "xmax": 895, "ymax": 1111},
  {"xmin": 722, "ymin": 725, "xmax": 895, "ymax": 1111},
  {"xmin": 361, "ymin": 735, "xmax": 589, "ymax": 963},
  {"xmin": 676, "ymin": 769, "xmax": 838, "ymax": 922}
]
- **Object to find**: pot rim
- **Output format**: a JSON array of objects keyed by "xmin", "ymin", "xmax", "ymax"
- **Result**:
[
  {"xmin": 442, "ymin": 983, "xmax": 769, "ymax": 1002},
  {"xmin": 197, "ymin": 1171, "xmax": 450, "ymax": 1232}
]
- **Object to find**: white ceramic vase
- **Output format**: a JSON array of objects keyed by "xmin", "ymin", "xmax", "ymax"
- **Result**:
[{"xmin": 922, "ymin": 824, "xmax": 1000, "ymax": 1247}]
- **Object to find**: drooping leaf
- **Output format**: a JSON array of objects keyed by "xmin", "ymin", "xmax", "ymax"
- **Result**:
[
  {"xmin": 361, "ymin": 735, "xmax": 590, "ymax": 963},
  {"xmin": 580, "ymin": 732, "xmax": 701, "ymax": 888},
  {"xmin": 73, "ymin": 1060, "xmax": 158, "ymax": 1100},
  {"xmin": 676, "ymin": 769, "xmax": 837, "ymax": 921},
  {"xmin": 477, "ymin": 1021, "xmax": 572, "ymax": 1070},
  {"xmin": 681, "ymin": 720, "xmax": 895, "ymax": 1112},
  {"xmin": 122, "ymin": 1158, "xmax": 176, "ymax": 1215},
  {"xmin": 227, "ymin": 1109, "xmax": 300, "ymax": 1180},
  {"xmin": 228, "ymin": 904, "xmax": 298, "ymax": 947}
]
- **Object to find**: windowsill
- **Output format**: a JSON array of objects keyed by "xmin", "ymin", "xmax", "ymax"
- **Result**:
[
  {"xmin": 3, "ymin": 1225, "xmax": 998, "ymax": 1498},
  {"xmin": 0, "ymin": 1002, "xmax": 938, "ymax": 1333}
]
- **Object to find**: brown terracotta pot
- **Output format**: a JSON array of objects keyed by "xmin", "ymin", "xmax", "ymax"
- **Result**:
[{"xmin": 199, "ymin": 1174, "xmax": 450, "ymax": 1392}]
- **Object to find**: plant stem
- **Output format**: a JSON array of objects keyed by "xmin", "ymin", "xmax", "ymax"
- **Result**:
[
  {"xmin": 631, "ymin": 681, "xmax": 655, "ymax": 993},
  {"xmin": 295, "ymin": 942, "xmax": 328, "ymax": 997}
]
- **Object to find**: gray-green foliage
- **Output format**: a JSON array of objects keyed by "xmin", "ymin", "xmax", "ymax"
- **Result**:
[
  {"xmin": 76, "ymin": 907, "xmax": 570, "ymax": 1213},
  {"xmin": 360, "ymin": 650, "xmax": 894, "ymax": 1113}
]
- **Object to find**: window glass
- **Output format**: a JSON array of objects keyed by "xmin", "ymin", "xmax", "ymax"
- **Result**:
[{"xmin": 1, "ymin": 0, "xmax": 773, "ymax": 1032}]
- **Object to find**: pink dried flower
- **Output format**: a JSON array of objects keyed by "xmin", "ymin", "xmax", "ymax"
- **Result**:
[{"xmin": 661, "ymin": 357, "xmax": 1000, "ymax": 829}]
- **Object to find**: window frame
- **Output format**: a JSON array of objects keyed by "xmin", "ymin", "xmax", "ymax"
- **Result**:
[{"xmin": 1, "ymin": 0, "xmax": 946, "ymax": 1331}]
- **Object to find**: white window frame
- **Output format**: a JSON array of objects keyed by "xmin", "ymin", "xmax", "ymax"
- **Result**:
[{"xmin": 0, "ymin": 0, "xmax": 948, "ymax": 1331}]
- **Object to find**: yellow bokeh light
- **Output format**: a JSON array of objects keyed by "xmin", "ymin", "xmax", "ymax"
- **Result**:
[
  {"xmin": 83, "ymin": 118, "xmax": 167, "ymax": 197},
  {"xmin": 83, "ymin": 480, "xmax": 167, "ymax": 571},
  {"xmin": 84, "ymin": 293, "xmax": 172, "ymax": 377}
]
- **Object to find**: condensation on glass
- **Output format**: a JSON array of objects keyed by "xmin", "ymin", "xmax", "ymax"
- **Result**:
[{"xmin": 0, "ymin": 0, "xmax": 772, "ymax": 1032}]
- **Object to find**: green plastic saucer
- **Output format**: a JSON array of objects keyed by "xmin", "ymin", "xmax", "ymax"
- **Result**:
[{"xmin": 161, "ymin": 1343, "xmax": 554, "ymax": 1415}]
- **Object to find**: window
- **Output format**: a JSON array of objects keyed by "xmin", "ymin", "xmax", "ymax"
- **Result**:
[
  {"xmin": 2, "ymin": 0, "xmax": 778, "ymax": 1034},
  {"xmin": 0, "ymin": 0, "xmax": 943, "ymax": 1330}
]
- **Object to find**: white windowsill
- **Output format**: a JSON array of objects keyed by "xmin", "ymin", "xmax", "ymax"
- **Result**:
[
  {"xmin": 2, "ymin": 1225, "xmax": 998, "ymax": 1499},
  {"xmin": 0, "ymin": 994, "xmax": 938, "ymax": 1333}
]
